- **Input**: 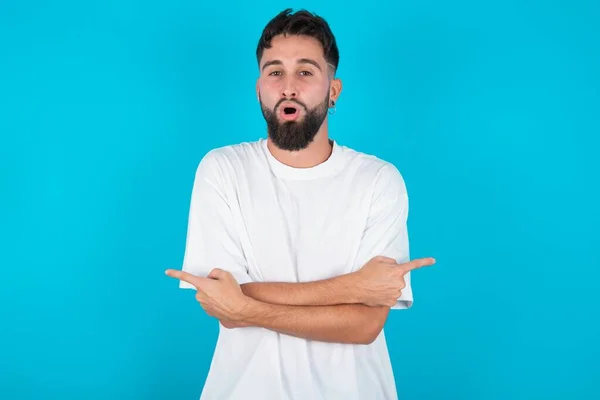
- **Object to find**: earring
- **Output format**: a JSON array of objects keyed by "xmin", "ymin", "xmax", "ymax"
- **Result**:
[{"xmin": 329, "ymin": 100, "xmax": 336, "ymax": 115}]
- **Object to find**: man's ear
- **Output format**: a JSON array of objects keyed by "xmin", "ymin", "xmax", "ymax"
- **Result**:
[{"xmin": 329, "ymin": 78, "xmax": 343, "ymax": 104}]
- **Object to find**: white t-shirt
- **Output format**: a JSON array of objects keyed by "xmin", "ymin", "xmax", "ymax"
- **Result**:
[{"xmin": 180, "ymin": 137, "xmax": 413, "ymax": 400}]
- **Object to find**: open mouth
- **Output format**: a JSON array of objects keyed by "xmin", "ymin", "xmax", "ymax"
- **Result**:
[{"xmin": 279, "ymin": 105, "xmax": 300, "ymax": 121}]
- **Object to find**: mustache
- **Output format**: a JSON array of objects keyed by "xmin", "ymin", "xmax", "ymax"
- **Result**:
[{"xmin": 274, "ymin": 98, "xmax": 308, "ymax": 111}]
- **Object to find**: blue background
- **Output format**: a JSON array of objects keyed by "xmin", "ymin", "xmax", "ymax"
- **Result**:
[{"xmin": 1, "ymin": 1, "xmax": 598, "ymax": 399}]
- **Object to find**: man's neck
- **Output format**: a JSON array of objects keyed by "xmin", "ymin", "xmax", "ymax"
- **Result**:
[{"xmin": 266, "ymin": 130, "xmax": 333, "ymax": 169}]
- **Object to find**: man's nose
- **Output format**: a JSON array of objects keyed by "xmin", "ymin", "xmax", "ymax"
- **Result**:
[{"xmin": 281, "ymin": 76, "xmax": 298, "ymax": 98}]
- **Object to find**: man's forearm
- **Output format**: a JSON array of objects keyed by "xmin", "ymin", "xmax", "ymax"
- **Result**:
[
  {"xmin": 238, "ymin": 299, "xmax": 389, "ymax": 345},
  {"xmin": 240, "ymin": 273, "xmax": 361, "ymax": 306}
]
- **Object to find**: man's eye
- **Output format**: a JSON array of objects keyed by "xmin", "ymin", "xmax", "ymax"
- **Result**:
[
  {"xmin": 299, "ymin": 71, "xmax": 313, "ymax": 76},
  {"xmin": 269, "ymin": 71, "xmax": 282, "ymax": 76}
]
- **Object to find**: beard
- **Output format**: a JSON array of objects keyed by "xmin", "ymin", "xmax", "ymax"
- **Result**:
[{"xmin": 260, "ymin": 93, "xmax": 330, "ymax": 151}]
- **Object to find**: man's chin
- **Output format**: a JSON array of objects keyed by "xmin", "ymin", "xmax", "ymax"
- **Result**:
[
  {"xmin": 269, "ymin": 132, "xmax": 316, "ymax": 152},
  {"xmin": 272, "ymin": 141, "xmax": 311, "ymax": 152}
]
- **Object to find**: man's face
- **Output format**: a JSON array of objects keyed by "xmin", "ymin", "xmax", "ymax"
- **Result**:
[{"xmin": 257, "ymin": 34, "xmax": 339, "ymax": 151}]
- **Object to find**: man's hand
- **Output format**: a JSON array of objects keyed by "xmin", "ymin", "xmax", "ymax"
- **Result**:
[
  {"xmin": 352, "ymin": 256, "xmax": 436, "ymax": 307},
  {"xmin": 165, "ymin": 268, "xmax": 253, "ymax": 323}
]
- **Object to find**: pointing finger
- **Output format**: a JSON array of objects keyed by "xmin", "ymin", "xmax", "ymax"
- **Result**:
[
  {"xmin": 399, "ymin": 257, "xmax": 436, "ymax": 272},
  {"xmin": 165, "ymin": 269, "xmax": 205, "ymax": 288}
]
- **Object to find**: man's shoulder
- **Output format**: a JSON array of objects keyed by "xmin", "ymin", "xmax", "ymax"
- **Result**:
[
  {"xmin": 338, "ymin": 143, "xmax": 406, "ymax": 189},
  {"xmin": 194, "ymin": 138, "xmax": 265, "ymax": 176},
  {"xmin": 202, "ymin": 138, "xmax": 264, "ymax": 163}
]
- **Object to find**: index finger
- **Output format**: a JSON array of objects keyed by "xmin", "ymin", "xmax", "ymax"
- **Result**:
[
  {"xmin": 398, "ymin": 257, "xmax": 436, "ymax": 272},
  {"xmin": 165, "ymin": 269, "xmax": 204, "ymax": 288}
]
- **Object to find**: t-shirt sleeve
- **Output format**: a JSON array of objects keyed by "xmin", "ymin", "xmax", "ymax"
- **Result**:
[
  {"xmin": 352, "ymin": 163, "xmax": 413, "ymax": 309},
  {"xmin": 179, "ymin": 152, "xmax": 252, "ymax": 289}
]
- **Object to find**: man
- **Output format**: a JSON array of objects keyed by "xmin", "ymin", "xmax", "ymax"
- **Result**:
[{"xmin": 166, "ymin": 8, "xmax": 435, "ymax": 400}]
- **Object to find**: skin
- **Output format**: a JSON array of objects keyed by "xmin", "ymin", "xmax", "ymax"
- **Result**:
[{"xmin": 166, "ymin": 33, "xmax": 437, "ymax": 345}]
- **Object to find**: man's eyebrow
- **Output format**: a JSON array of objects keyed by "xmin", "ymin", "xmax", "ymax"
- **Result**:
[
  {"xmin": 261, "ymin": 58, "xmax": 323, "ymax": 72},
  {"xmin": 261, "ymin": 60, "xmax": 282, "ymax": 71},
  {"xmin": 297, "ymin": 58, "xmax": 322, "ymax": 71}
]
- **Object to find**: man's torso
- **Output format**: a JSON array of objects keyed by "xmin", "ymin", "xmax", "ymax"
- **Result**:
[{"xmin": 195, "ymin": 138, "xmax": 401, "ymax": 400}]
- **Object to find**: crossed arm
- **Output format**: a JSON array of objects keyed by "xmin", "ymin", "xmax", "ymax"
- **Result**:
[
  {"xmin": 237, "ymin": 275, "xmax": 391, "ymax": 345},
  {"xmin": 170, "ymin": 257, "xmax": 432, "ymax": 345}
]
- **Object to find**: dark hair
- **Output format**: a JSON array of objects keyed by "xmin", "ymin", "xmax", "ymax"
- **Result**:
[{"xmin": 256, "ymin": 8, "xmax": 339, "ymax": 75}]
